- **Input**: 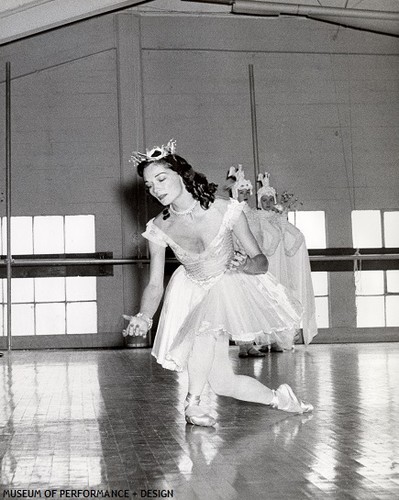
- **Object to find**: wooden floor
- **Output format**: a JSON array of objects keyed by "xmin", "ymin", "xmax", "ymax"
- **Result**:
[{"xmin": 0, "ymin": 343, "xmax": 398, "ymax": 499}]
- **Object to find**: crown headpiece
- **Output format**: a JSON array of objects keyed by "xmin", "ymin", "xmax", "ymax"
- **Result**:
[
  {"xmin": 130, "ymin": 139, "xmax": 176, "ymax": 167},
  {"xmin": 257, "ymin": 172, "xmax": 276, "ymax": 204},
  {"xmin": 227, "ymin": 165, "xmax": 253, "ymax": 200}
]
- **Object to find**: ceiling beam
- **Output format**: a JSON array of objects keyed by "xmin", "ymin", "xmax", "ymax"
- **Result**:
[
  {"xmin": 232, "ymin": 1, "xmax": 399, "ymax": 21},
  {"xmin": 0, "ymin": 0, "xmax": 153, "ymax": 45},
  {"xmin": 183, "ymin": 0, "xmax": 399, "ymax": 35}
]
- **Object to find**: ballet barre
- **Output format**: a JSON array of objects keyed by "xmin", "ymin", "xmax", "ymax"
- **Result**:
[
  {"xmin": 309, "ymin": 254, "xmax": 399, "ymax": 261},
  {"xmin": 0, "ymin": 253, "xmax": 398, "ymax": 266}
]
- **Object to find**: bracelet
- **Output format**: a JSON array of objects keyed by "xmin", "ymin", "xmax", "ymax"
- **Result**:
[{"xmin": 135, "ymin": 312, "xmax": 153, "ymax": 331}]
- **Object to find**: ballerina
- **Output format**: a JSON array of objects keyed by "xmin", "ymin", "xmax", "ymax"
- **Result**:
[
  {"xmin": 226, "ymin": 167, "xmax": 318, "ymax": 349},
  {"xmin": 257, "ymin": 172, "xmax": 318, "ymax": 346},
  {"xmin": 123, "ymin": 140, "xmax": 313, "ymax": 427},
  {"xmin": 226, "ymin": 165, "xmax": 287, "ymax": 355}
]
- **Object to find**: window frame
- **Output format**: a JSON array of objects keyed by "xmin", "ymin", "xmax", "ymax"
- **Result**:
[{"xmin": 352, "ymin": 209, "xmax": 399, "ymax": 328}]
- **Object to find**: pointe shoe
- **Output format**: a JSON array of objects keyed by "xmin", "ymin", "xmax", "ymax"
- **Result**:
[
  {"xmin": 247, "ymin": 346, "xmax": 266, "ymax": 357},
  {"xmin": 184, "ymin": 394, "xmax": 216, "ymax": 427},
  {"xmin": 259, "ymin": 343, "xmax": 285, "ymax": 353},
  {"xmin": 270, "ymin": 384, "xmax": 313, "ymax": 414},
  {"xmin": 239, "ymin": 346, "xmax": 265, "ymax": 358}
]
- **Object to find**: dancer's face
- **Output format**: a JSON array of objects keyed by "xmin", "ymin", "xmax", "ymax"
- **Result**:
[
  {"xmin": 237, "ymin": 189, "xmax": 251, "ymax": 202},
  {"xmin": 260, "ymin": 195, "xmax": 275, "ymax": 211},
  {"xmin": 143, "ymin": 162, "xmax": 184, "ymax": 206}
]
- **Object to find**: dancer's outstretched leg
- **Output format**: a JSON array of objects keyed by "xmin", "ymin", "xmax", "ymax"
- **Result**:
[
  {"xmin": 185, "ymin": 335, "xmax": 217, "ymax": 427},
  {"xmin": 208, "ymin": 336, "xmax": 313, "ymax": 413}
]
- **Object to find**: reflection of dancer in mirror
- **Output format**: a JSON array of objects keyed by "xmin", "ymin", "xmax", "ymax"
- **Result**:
[{"xmin": 123, "ymin": 140, "xmax": 313, "ymax": 427}]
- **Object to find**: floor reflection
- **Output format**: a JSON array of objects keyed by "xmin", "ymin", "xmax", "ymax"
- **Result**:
[
  {"xmin": 0, "ymin": 343, "xmax": 398, "ymax": 499},
  {"xmin": 176, "ymin": 413, "xmax": 313, "ymax": 499},
  {"xmin": 0, "ymin": 352, "xmax": 106, "ymax": 487}
]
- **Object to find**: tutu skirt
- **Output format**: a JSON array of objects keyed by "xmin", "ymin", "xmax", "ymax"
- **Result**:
[{"xmin": 152, "ymin": 266, "xmax": 302, "ymax": 372}]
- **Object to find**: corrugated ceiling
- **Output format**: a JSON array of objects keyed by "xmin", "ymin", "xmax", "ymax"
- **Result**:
[{"xmin": 0, "ymin": 0, "xmax": 398, "ymax": 45}]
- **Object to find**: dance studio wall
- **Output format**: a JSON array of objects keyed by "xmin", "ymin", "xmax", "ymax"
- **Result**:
[
  {"xmin": 0, "ymin": 10, "xmax": 398, "ymax": 345},
  {"xmin": 135, "ymin": 13, "xmax": 399, "ymax": 343},
  {"xmin": 0, "ymin": 15, "xmax": 141, "ymax": 347}
]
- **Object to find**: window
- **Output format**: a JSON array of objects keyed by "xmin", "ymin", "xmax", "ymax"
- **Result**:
[
  {"xmin": 312, "ymin": 271, "xmax": 329, "ymax": 328},
  {"xmin": 288, "ymin": 211, "xmax": 326, "ymax": 249},
  {"xmin": 351, "ymin": 210, "xmax": 382, "ymax": 248},
  {"xmin": 352, "ymin": 210, "xmax": 399, "ymax": 327},
  {"xmin": 384, "ymin": 212, "xmax": 399, "ymax": 248},
  {"xmin": 355, "ymin": 270, "xmax": 399, "ymax": 327},
  {"xmin": 0, "ymin": 215, "xmax": 97, "ymax": 336},
  {"xmin": 288, "ymin": 211, "xmax": 329, "ymax": 327}
]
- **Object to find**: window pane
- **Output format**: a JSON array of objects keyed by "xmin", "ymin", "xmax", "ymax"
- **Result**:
[
  {"xmin": 386, "ymin": 296, "xmax": 399, "ymax": 327},
  {"xmin": 1, "ymin": 217, "xmax": 5, "ymax": 255},
  {"xmin": 351, "ymin": 210, "xmax": 382, "ymax": 248},
  {"xmin": 67, "ymin": 302, "xmax": 97, "ymax": 334},
  {"xmin": 290, "ymin": 211, "xmax": 326, "ymax": 249},
  {"xmin": 11, "ymin": 304, "xmax": 35, "ymax": 336},
  {"xmin": 384, "ymin": 212, "xmax": 399, "ymax": 248},
  {"xmin": 35, "ymin": 277, "xmax": 65, "ymax": 302},
  {"xmin": 0, "ymin": 305, "xmax": 3, "ymax": 336},
  {"xmin": 386, "ymin": 271, "xmax": 399, "ymax": 293},
  {"xmin": 315, "ymin": 296, "xmax": 329, "ymax": 328},
  {"xmin": 355, "ymin": 271, "xmax": 384, "ymax": 296},
  {"xmin": 66, "ymin": 277, "xmax": 96, "ymax": 301},
  {"xmin": 65, "ymin": 215, "xmax": 95, "ymax": 253},
  {"xmin": 34, "ymin": 216, "xmax": 64, "ymax": 254},
  {"xmin": 36, "ymin": 303, "xmax": 66, "ymax": 335},
  {"xmin": 2, "ymin": 218, "xmax": 34, "ymax": 255},
  {"xmin": 11, "ymin": 217, "xmax": 33, "ymax": 255},
  {"xmin": 356, "ymin": 296, "xmax": 385, "ymax": 327},
  {"xmin": 11, "ymin": 278, "xmax": 34, "ymax": 303},
  {"xmin": 311, "ymin": 272, "xmax": 328, "ymax": 296},
  {"xmin": 0, "ymin": 214, "xmax": 98, "ymax": 337}
]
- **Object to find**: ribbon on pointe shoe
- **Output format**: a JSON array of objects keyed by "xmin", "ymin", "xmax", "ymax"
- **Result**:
[
  {"xmin": 184, "ymin": 394, "xmax": 216, "ymax": 427},
  {"xmin": 270, "ymin": 384, "xmax": 313, "ymax": 414}
]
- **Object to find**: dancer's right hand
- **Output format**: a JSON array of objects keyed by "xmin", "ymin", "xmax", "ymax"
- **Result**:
[
  {"xmin": 227, "ymin": 251, "xmax": 247, "ymax": 272},
  {"xmin": 122, "ymin": 315, "xmax": 148, "ymax": 337}
]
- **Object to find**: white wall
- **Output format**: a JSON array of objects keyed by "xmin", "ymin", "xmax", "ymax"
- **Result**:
[
  {"xmin": 137, "ymin": 13, "xmax": 399, "ymax": 341},
  {"xmin": 0, "ymin": 11, "xmax": 398, "ymax": 345}
]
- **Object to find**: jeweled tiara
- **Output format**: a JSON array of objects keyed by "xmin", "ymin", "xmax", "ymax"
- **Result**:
[{"xmin": 130, "ymin": 139, "xmax": 176, "ymax": 167}]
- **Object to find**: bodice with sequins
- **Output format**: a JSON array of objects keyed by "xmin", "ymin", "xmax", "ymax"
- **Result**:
[{"xmin": 142, "ymin": 200, "xmax": 241, "ymax": 288}]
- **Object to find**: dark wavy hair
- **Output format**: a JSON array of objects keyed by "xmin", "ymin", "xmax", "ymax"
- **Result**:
[{"xmin": 137, "ymin": 154, "xmax": 218, "ymax": 210}]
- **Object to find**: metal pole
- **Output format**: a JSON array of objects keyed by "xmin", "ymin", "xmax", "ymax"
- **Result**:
[
  {"xmin": 248, "ymin": 64, "xmax": 260, "ymax": 208},
  {"xmin": 0, "ymin": 253, "xmax": 398, "ymax": 267},
  {"xmin": 5, "ymin": 62, "xmax": 12, "ymax": 351},
  {"xmin": 232, "ymin": 1, "xmax": 399, "ymax": 20}
]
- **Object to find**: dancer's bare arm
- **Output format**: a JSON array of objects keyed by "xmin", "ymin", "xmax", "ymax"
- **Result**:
[
  {"xmin": 123, "ymin": 240, "xmax": 165, "ymax": 337},
  {"xmin": 230, "ymin": 212, "xmax": 269, "ymax": 274}
]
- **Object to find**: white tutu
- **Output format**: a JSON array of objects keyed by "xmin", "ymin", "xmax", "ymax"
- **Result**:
[
  {"xmin": 237, "ymin": 205, "xmax": 318, "ymax": 345},
  {"xmin": 143, "ymin": 198, "xmax": 302, "ymax": 372}
]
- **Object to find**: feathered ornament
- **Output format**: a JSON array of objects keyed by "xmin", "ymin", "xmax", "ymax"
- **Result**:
[
  {"xmin": 257, "ymin": 172, "xmax": 277, "ymax": 205},
  {"xmin": 226, "ymin": 164, "xmax": 253, "ymax": 200},
  {"xmin": 130, "ymin": 139, "xmax": 177, "ymax": 167}
]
